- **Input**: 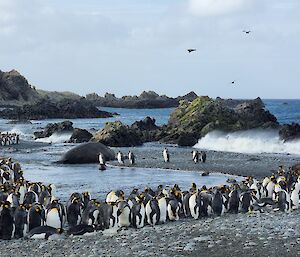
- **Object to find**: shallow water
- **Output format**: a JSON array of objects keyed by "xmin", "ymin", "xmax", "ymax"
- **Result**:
[{"xmin": 23, "ymin": 163, "xmax": 239, "ymax": 201}]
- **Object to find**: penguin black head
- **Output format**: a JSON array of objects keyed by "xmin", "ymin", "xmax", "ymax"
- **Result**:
[{"xmin": 131, "ymin": 188, "xmax": 139, "ymax": 194}]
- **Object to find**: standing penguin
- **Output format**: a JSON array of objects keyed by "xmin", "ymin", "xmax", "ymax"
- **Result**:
[
  {"xmin": 163, "ymin": 148, "xmax": 170, "ymax": 163},
  {"xmin": 46, "ymin": 204, "xmax": 63, "ymax": 230},
  {"xmin": 167, "ymin": 198, "xmax": 180, "ymax": 221},
  {"xmin": 98, "ymin": 202, "xmax": 118, "ymax": 230},
  {"xmin": 189, "ymin": 191, "xmax": 200, "ymax": 219},
  {"xmin": 192, "ymin": 150, "xmax": 199, "ymax": 163},
  {"xmin": 131, "ymin": 195, "xmax": 145, "ymax": 229},
  {"xmin": 290, "ymin": 182, "xmax": 300, "ymax": 210},
  {"xmin": 200, "ymin": 151, "xmax": 207, "ymax": 163},
  {"xmin": 99, "ymin": 153, "xmax": 106, "ymax": 171},
  {"xmin": 117, "ymin": 201, "xmax": 131, "ymax": 228},
  {"xmin": 182, "ymin": 192, "xmax": 192, "ymax": 217},
  {"xmin": 145, "ymin": 198, "xmax": 160, "ymax": 226},
  {"xmin": 265, "ymin": 176, "xmax": 276, "ymax": 198},
  {"xmin": 128, "ymin": 151, "xmax": 135, "ymax": 165},
  {"xmin": 157, "ymin": 193, "xmax": 167, "ymax": 224},
  {"xmin": 228, "ymin": 189, "xmax": 239, "ymax": 214},
  {"xmin": 0, "ymin": 201, "xmax": 14, "ymax": 240},
  {"xmin": 14, "ymin": 204, "xmax": 28, "ymax": 239},
  {"xmin": 211, "ymin": 189, "xmax": 225, "ymax": 216},
  {"xmin": 239, "ymin": 191, "xmax": 253, "ymax": 213},
  {"xmin": 275, "ymin": 190, "xmax": 291, "ymax": 212},
  {"xmin": 67, "ymin": 198, "xmax": 83, "ymax": 228},
  {"xmin": 28, "ymin": 203, "xmax": 45, "ymax": 232},
  {"xmin": 117, "ymin": 151, "xmax": 124, "ymax": 165}
]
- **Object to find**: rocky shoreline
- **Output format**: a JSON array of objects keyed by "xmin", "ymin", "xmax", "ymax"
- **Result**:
[{"xmin": 1, "ymin": 211, "xmax": 299, "ymax": 257}]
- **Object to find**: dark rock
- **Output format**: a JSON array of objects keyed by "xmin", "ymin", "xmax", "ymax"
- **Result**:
[
  {"xmin": 131, "ymin": 117, "xmax": 162, "ymax": 143},
  {"xmin": 162, "ymin": 96, "xmax": 279, "ymax": 144},
  {"xmin": 86, "ymin": 91, "xmax": 198, "ymax": 109},
  {"xmin": 58, "ymin": 142, "xmax": 115, "ymax": 164},
  {"xmin": 34, "ymin": 121, "xmax": 74, "ymax": 139},
  {"xmin": 91, "ymin": 121, "xmax": 143, "ymax": 147},
  {"xmin": 177, "ymin": 133, "xmax": 198, "ymax": 146},
  {"xmin": 279, "ymin": 123, "xmax": 300, "ymax": 142},
  {"xmin": 0, "ymin": 98, "xmax": 114, "ymax": 120},
  {"xmin": 69, "ymin": 128, "xmax": 93, "ymax": 143},
  {"xmin": 0, "ymin": 69, "xmax": 41, "ymax": 105}
]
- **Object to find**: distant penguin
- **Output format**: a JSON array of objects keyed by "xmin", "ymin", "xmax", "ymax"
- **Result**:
[
  {"xmin": 200, "ymin": 151, "xmax": 207, "ymax": 163},
  {"xmin": 14, "ymin": 204, "xmax": 28, "ymax": 239},
  {"xmin": 98, "ymin": 202, "xmax": 118, "ymax": 230},
  {"xmin": 290, "ymin": 182, "xmax": 300, "ymax": 210},
  {"xmin": 128, "ymin": 151, "xmax": 135, "ymax": 165},
  {"xmin": 239, "ymin": 191, "xmax": 253, "ymax": 213},
  {"xmin": 0, "ymin": 201, "xmax": 14, "ymax": 240},
  {"xmin": 228, "ymin": 189, "xmax": 239, "ymax": 214},
  {"xmin": 189, "ymin": 191, "xmax": 200, "ymax": 219},
  {"xmin": 46, "ymin": 206, "xmax": 63, "ymax": 230},
  {"xmin": 163, "ymin": 148, "xmax": 170, "ymax": 163},
  {"xmin": 212, "ymin": 189, "xmax": 225, "ymax": 216},
  {"xmin": 182, "ymin": 192, "xmax": 192, "ymax": 217},
  {"xmin": 67, "ymin": 198, "xmax": 82, "ymax": 228},
  {"xmin": 67, "ymin": 224, "xmax": 95, "ymax": 236},
  {"xmin": 157, "ymin": 193, "xmax": 167, "ymax": 224},
  {"xmin": 275, "ymin": 190, "xmax": 291, "ymax": 212},
  {"xmin": 145, "ymin": 199, "xmax": 160, "ymax": 226},
  {"xmin": 117, "ymin": 151, "xmax": 124, "ymax": 165},
  {"xmin": 192, "ymin": 150, "xmax": 199, "ymax": 163},
  {"xmin": 167, "ymin": 198, "xmax": 180, "ymax": 221},
  {"xmin": 26, "ymin": 226, "xmax": 62, "ymax": 240},
  {"xmin": 131, "ymin": 195, "xmax": 145, "ymax": 229},
  {"xmin": 99, "ymin": 153, "xmax": 106, "ymax": 171},
  {"xmin": 28, "ymin": 204, "xmax": 45, "ymax": 232},
  {"xmin": 117, "ymin": 201, "xmax": 131, "ymax": 228}
]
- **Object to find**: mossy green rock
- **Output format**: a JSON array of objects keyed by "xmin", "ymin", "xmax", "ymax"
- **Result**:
[
  {"xmin": 91, "ymin": 121, "xmax": 143, "ymax": 147},
  {"xmin": 164, "ymin": 96, "xmax": 278, "ymax": 145}
]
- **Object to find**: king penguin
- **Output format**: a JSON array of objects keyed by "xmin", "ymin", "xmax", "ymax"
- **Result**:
[
  {"xmin": 145, "ymin": 198, "xmax": 160, "ymax": 226},
  {"xmin": 117, "ymin": 151, "xmax": 124, "ymax": 165},
  {"xmin": 128, "ymin": 151, "xmax": 135, "ymax": 165},
  {"xmin": 163, "ymin": 148, "xmax": 170, "ymax": 162}
]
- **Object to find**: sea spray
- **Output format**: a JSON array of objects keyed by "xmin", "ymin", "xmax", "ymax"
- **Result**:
[
  {"xmin": 194, "ymin": 129, "xmax": 300, "ymax": 155},
  {"xmin": 35, "ymin": 132, "xmax": 72, "ymax": 144}
]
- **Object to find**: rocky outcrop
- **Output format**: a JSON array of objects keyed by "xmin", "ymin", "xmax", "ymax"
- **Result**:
[
  {"xmin": 131, "ymin": 116, "xmax": 163, "ymax": 143},
  {"xmin": 162, "ymin": 96, "xmax": 279, "ymax": 146},
  {"xmin": 69, "ymin": 128, "xmax": 93, "ymax": 143},
  {"xmin": 0, "ymin": 99, "xmax": 114, "ymax": 120},
  {"xmin": 58, "ymin": 142, "xmax": 115, "ymax": 164},
  {"xmin": 0, "ymin": 69, "xmax": 42, "ymax": 106},
  {"xmin": 34, "ymin": 121, "xmax": 74, "ymax": 139},
  {"xmin": 279, "ymin": 123, "xmax": 300, "ymax": 142},
  {"xmin": 91, "ymin": 121, "xmax": 143, "ymax": 147},
  {"xmin": 86, "ymin": 91, "xmax": 198, "ymax": 109}
]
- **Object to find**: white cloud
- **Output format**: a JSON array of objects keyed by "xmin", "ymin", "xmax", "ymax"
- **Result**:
[{"xmin": 188, "ymin": 0, "xmax": 251, "ymax": 16}]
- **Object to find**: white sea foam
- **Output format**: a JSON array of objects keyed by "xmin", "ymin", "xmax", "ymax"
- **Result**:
[
  {"xmin": 35, "ymin": 133, "xmax": 72, "ymax": 144},
  {"xmin": 194, "ymin": 129, "xmax": 300, "ymax": 155}
]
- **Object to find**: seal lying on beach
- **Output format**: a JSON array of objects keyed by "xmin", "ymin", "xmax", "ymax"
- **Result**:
[{"xmin": 57, "ymin": 142, "xmax": 115, "ymax": 164}]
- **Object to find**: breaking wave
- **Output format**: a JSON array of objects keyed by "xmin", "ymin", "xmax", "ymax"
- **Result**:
[
  {"xmin": 194, "ymin": 129, "xmax": 300, "ymax": 155},
  {"xmin": 35, "ymin": 133, "xmax": 72, "ymax": 144}
]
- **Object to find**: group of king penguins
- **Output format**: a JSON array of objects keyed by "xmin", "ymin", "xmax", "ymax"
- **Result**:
[
  {"xmin": 0, "ymin": 132, "xmax": 20, "ymax": 146},
  {"xmin": 1, "ymin": 156, "xmax": 300, "ymax": 241},
  {"xmin": 98, "ymin": 148, "xmax": 207, "ymax": 171}
]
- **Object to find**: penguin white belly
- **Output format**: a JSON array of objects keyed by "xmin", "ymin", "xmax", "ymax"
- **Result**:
[
  {"xmin": 145, "ymin": 202, "xmax": 152, "ymax": 225},
  {"xmin": 138, "ymin": 205, "xmax": 145, "ymax": 228},
  {"xmin": 118, "ymin": 208, "xmax": 131, "ymax": 227},
  {"xmin": 31, "ymin": 233, "xmax": 47, "ymax": 239},
  {"xmin": 291, "ymin": 189, "xmax": 300, "ymax": 210},
  {"xmin": 189, "ymin": 194, "xmax": 199, "ymax": 219},
  {"xmin": 266, "ymin": 182, "xmax": 275, "ymax": 198},
  {"xmin": 158, "ymin": 198, "xmax": 167, "ymax": 224},
  {"xmin": 46, "ymin": 210, "xmax": 61, "ymax": 229}
]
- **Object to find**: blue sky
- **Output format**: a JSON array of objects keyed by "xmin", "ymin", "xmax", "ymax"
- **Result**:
[{"xmin": 0, "ymin": 0, "xmax": 299, "ymax": 98}]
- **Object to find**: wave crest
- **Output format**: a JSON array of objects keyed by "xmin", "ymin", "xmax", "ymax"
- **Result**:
[{"xmin": 194, "ymin": 129, "xmax": 300, "ymax": 155}]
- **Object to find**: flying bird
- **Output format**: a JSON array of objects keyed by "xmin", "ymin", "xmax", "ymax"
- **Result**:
[
  {"xmin": 187, "ymin": 49, "xmax": 196, "ymax": 53},
  {"xmin": 231, "ymin": 80, "xmax": 236, "ymax": 85},
  {"xmin": 243, "ymin": 30, "xmax": 251, "ymax": 34}
]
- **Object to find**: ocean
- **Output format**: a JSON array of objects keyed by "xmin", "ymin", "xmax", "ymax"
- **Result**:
[{"xmin": 1, "ymin": 99, "xmax": 299, "ymax": 200}]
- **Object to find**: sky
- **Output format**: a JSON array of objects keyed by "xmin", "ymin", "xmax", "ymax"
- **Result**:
[{"xmin": 0, "ymin": 0, "xmax": 299, "ymax": 99}]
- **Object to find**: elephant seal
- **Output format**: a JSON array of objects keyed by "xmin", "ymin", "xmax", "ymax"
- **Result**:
[{"xmin": 57, "ymin": 142, "xmax": 115, "ymax": 164}]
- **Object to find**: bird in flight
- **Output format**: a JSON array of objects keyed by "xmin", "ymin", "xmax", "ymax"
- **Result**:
[
  {"xmin": 187, "ymin": 49, "xmax": 196, "ymax": 53},
  {"xmin": 243, "ymin": 30, "xmax": 251, "ymax": 34},
  {"xmin": 231, "ymin": 80, "xmax": 236, "ymax": 85}
]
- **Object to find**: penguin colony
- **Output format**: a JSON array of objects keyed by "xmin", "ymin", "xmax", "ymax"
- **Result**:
[
  {"xmin": 1, "ymin": 157, "xmax": 300, "ymax": 241},
  {"xmin": 0, "ymin": 132, "xmax": 20, "ymax": 146}
]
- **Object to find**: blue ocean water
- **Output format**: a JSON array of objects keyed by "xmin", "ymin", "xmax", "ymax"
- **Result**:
[{"xmin": 263, "ymin": 99, "xmax": 300, "ymax": 124}]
